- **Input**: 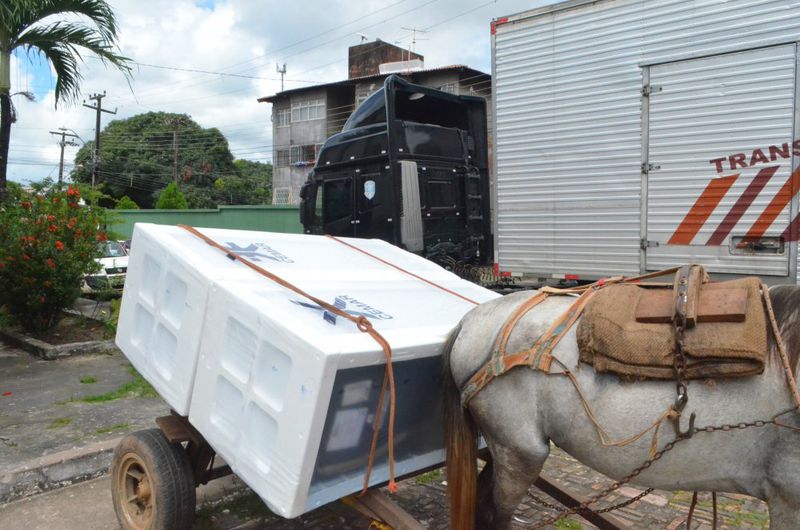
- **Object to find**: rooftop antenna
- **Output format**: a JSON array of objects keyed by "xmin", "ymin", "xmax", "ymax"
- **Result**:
[
  {"xmin": 356, "ymin": 33, "xmax": 369, "ymax": 43},
  {"xmin": 400, "ymin": 27, "xmax": 427, "ymax": 61},
  {"xmin": 276, "ymin": 63, "xmax": 287, "ymax": 91}
]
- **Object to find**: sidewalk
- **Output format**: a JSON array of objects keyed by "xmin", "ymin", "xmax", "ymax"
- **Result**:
[{"xmin": 0, "ymin": 341, "xmax": 168, "ymax": 501}]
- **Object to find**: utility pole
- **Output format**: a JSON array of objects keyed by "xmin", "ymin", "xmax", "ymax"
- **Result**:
[
  {"xmin": 164, "ymin": 116, "xmax": 187, "ymax": 185},
  {"xmin": 82, "ymin": 92, "xmax": 116, "ymax": 193},
  {"xmin": 276, "ymin": 63, "xmax": 287, "ymax": 91},
  {"xmin": 48, "ymin": 128, "xmax": 79, "ymax": 188}
]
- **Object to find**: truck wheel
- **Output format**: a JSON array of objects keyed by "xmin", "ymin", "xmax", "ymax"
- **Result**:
[{"xmin": 111, "ymin": 428, "xmax": 196, "ymax": 530}]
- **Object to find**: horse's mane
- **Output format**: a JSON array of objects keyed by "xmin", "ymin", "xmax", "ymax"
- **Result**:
[{"xmin": 767, "ymin": 285, "xmax": 800, "ymax": 375}]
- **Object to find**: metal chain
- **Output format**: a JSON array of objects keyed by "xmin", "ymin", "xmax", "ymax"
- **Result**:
[
  {"xmin": 527, "ymin": 486, "xmax": 655, "ymax": 515},
  {"xmin": 671, "ymin": 269, "xmax": 692, "ymax": 436},
  {"xmin": 525, "ymin": 415, "xmax": 784, "ymax": 529}
]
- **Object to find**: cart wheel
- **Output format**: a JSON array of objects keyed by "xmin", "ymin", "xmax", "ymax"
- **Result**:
[{"xmin": 111, "ymin": 428, "xmax": 196, "ymax": 530}]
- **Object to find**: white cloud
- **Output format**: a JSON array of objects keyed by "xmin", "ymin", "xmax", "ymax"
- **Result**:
[{"xmin": 7, "ymin": 0, "xmax": 556, "ymax": 183}]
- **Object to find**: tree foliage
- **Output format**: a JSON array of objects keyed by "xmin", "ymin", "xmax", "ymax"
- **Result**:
[
  {"xmin": 70, "ymin": 112, "xmax": 272, "ymax": 208},
  {"xmin": 0, "ymin": 0, "xmax": 131, "ymax": 201},
  {"xmin": 155, "ymin": 182, "xmax": 188, "ymax": 210},
  {"xmin": 0, "ymin": 182, "xmax": 108, "ymax": 331},
  {"xmin": 115, "ymin": 195, "xmax": 138, "ymax": 209}
]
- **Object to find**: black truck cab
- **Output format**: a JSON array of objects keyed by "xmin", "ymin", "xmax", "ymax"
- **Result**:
[{"xmin": 300, "ymin": 75, "xmax": 492, "ymax": 265}]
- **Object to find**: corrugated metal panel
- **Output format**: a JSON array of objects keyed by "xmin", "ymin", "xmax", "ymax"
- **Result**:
[
  {"xmin": 646, "ymin": 44, "xmax": 796, "ymax": 276},
  {"xmin": 493, "ymin": 0, "xmax": 800, "ymax": 279}
]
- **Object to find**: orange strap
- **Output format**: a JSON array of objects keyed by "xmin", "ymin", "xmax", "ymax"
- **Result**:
[
  {"xmin": 325, "ymin": 235, "xmax": 481, "ymax": 306},
  {"xmin": 178, "ymin": 225, "xmax": 398, "ymax": 493}
]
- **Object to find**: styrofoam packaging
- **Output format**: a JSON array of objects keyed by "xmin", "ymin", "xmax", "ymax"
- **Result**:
[{"xmin": 116, "ymin": 223, "xmax": 498, "ymax": 516}]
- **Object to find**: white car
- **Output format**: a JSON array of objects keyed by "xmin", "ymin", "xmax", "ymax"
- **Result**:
[{"xmin": 82, "ymin": 240, "xmax": 129, "ymax": 293}]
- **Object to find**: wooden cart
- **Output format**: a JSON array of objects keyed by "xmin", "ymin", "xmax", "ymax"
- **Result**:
[{"xmin": 110, "ymin": 413, "xmax": 632, "ymax": 530}]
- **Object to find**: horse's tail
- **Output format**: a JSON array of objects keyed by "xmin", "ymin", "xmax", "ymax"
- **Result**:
[{"xmin": 443, "ymin": 321, "xmax": 479, "ymax": 530}]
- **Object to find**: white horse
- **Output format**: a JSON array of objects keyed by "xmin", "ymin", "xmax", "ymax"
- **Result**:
[{"xmin": 443, "ymin": 285, "xmax": 800, "ymax": 530}]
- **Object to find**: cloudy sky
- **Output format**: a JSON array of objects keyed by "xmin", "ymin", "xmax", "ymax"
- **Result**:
[{"xmin": 8, "ymin": 0, "xmax": 558, "ymax": 184}]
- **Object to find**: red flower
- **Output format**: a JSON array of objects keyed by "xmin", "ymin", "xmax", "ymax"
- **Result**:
[
  {"xmin": 67, "ymin": 217, "xmax": 77, "ymax": 229},
  {"xmin": 0, "ymin": 263, "xmax": 4, "ymax": 270},
  {"xmin": 52, "ymin": 196, "xmax": 61, "ymax": 204},
  {"xmin": 97, "ymin": 232, "xmax": 108, "ymax": 242},
  {"xmin": 48, "ymin": 224, "xmax": 57, "ymax": 233},
  {"xmin": 46, "ymin": 259, "xmax": 55, "ymax": 270},
  {"xmin": 55, "ymin": 241, "xmax": 64, "ymax": 251},
  {"xmin": 47, "ymin": 214, "xmax": 55, "ymax": 221},
  {"xmin": 22, "ymin": 254, "xmax": 30, "ymax": 261},
  {"xmin": 67, "ymin": 187, "xmax": 80, "ymax": 197},
  {"xmin": 21, "ymin": 201, "xmax": 31, "ymax": 209}
]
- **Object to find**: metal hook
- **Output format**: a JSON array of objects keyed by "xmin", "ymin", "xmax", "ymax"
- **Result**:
[{"xmin": 672, "ymin": 391, "xmax": 696, "ymax": 438}]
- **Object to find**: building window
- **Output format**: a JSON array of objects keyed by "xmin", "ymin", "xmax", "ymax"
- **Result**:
[
  {"xmin": 277, "ymin": 145, "xmax": 318, "ymax": 166},
  {"xmin": 291, "ymin": 99, "xmax": 325, "ymax": 122},
  {"xmin": 355, "ymin": 90, "xmax": 375, "ymax": 107},
  {"xmin": 274, "ymin": 187, "xmax": 292, "ymax": 205},
  {"xmin": 275, "ymin": 108, "xmax": 290, "ymax": 127},
  {"xmin": 276, "ymin": 149, "xmax": 290, "ymax": 166},
  {"xmin": 301, "ymin": 145, "xmax": 316, "ymax": 162},
  {"xmin": 438, "ymin": 83, "xmax": 456, "ymax": 94}
]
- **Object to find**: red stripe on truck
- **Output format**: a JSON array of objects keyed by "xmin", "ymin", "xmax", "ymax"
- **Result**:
[
  {"xmin": 706, "ymin": 165, "xmax": 779, "ymax": 246},
  {"xmin": 668, "ymin": 174, "xmax": 739, "ymax": 245},
  {"xmin": 739, "ymin": 167, "xmax": 800, "ymax": 246}
]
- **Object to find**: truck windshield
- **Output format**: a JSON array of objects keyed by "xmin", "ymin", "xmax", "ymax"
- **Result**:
[{"xmin": 342, "ymin": 90, "xmax": 386, "ymax": 131}]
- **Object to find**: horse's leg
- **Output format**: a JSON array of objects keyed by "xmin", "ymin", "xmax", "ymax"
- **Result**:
[
  {"xmin": 476, "ymin": 458, "xmax": 494, "ymax": 519},
  {"xmin": 768, "ymin": 496, "xmax": 800, "ymax": 528},
  {"xmin": 476, "ymin": 442, "xmax": 548, "ymax": 530}
]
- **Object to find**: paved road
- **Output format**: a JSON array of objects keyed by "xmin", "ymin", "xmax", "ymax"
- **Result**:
[{"xmin": 0, "ymin": 451, "xmax": 772, "ymax": 530}]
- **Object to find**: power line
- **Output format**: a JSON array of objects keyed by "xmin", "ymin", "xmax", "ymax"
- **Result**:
[{"xmin": 131, "ymin": 61, "xmax": 318, "ymax": 84}]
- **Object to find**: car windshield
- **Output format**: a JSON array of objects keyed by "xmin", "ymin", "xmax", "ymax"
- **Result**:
[{"xmin": 103, "ymin": 241, "xmax": 126, "ymax": 257}]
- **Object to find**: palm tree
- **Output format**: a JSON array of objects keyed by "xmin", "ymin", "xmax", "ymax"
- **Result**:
[{"xmin": 0, "ymin": 0, "xmax": 131, "ymax": 201}]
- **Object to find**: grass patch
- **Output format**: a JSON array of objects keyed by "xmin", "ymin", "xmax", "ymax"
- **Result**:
[
  {"xmin": 48, "ymin": 417, "xmax": 72, "ymax": 429},
  {"xmin": 554, "ymin": 519, "xmax": 582, "ymax": 530},
  {"xmin": 196, "ymin": 491, "xmax": 276, "ymax": 528},
  {"xmin": 415, "ymin": 468, "xmax": 443, "ymax": 485},
  {"xmin": 63, "ymin": 366, "xmax": 157, "ymax": 404},
  {"xmin": 79, "ymin": 375, "xmax": 98, "ymax": 384},
  {"xmin": 95, "ymin": 423, "xmax": 130, "ymax": 435}
]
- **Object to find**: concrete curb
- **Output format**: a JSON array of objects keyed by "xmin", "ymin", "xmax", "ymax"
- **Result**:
[
  {"xmin": 0, "ymin": 437, "xmax": 121, "ymax": 504},
  {"xmin": 0, "ymin": 328, "xmax": 116, "ymax": 360}
]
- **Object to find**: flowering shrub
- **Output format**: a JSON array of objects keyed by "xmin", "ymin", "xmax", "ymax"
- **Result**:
[{"xmin": 0, "ymin": 185, "xmax": 109, "ymax": 331}]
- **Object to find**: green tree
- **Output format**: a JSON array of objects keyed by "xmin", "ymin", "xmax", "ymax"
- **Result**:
[
  {"xmin": 71, "ymin": 112, "xmax": 237, "ymax": 207},
  {"xmin": 155, "ymin": 182, "xmax": 188, "ymax": 210},
  {"xmin": 115, "ymin": 195, "xmax": 138, "ymax": 209},
  {"xmin": 0, "ymin": 0, "xmax": 131, "ymax": 202}
]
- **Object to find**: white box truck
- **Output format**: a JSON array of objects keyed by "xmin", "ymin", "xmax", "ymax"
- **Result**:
[{"xmin": 491, "ymin": 0, "xmax": 800, "ymax": 284}]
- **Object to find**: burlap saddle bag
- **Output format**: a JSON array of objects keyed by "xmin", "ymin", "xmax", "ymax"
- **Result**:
[{"xmin": 577, "ymin": 275, "xmax": 767, "ymax": 380}]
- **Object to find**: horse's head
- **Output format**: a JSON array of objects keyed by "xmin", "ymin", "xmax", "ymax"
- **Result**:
[{"xmin": 768, "ymin": 285, "xmax": 800, "ymax": 376}]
